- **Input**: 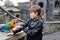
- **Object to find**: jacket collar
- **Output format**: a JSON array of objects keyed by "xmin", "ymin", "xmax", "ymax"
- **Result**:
[{"xmin": 31, "ymin": 15, "xmax": 42, "ymax": 22}]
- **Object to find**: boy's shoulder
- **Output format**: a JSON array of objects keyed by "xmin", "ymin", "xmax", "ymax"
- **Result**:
[{"xmin": 26, "ymin": 18, "xmax": 31, "ymax": 21}]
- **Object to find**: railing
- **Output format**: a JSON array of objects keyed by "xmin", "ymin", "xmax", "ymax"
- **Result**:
[{"xmin": 45, "ymin": 21, "xmax": 60, "ymax": 23}]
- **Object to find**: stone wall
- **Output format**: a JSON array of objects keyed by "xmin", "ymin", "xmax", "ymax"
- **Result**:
[{"xmin": 43, "ymin": 22, "xmax": 60, "ymax": 35}]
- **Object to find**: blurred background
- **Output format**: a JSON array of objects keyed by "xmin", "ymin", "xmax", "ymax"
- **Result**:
[{"xmin": 0, "ymin": 0, "xmax": 60, "ymax": 40}]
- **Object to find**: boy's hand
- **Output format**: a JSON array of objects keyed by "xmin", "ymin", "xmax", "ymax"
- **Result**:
[
  {"xmin": 7, "ymin": 26, "xmax": 22, "ymax": 36},
  {"xmin": 7, "ymin": 32, "xmax": 14, "ymax": 36},
  {"xmin": 15, "ymin": 26, "xmax": 22, "ymax": 29}
]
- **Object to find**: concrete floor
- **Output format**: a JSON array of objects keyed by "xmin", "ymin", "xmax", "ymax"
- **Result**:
[{"xmin": 43, "ymin": 31, "xmax": 60, "ymax": 40}]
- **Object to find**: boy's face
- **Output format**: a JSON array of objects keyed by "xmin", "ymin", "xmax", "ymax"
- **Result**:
[{"xmin": 30, "ymin": 12, "xmax": 38, "ymax": 18}]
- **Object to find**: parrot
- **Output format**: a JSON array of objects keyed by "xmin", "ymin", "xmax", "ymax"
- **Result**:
[{"xmin": 0, "ymin": 19, "xmax": 17, "ymax": 32}]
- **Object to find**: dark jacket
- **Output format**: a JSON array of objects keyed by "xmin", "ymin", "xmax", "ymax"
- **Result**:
[{"xmin": 12, "ymin": 16, "xmax": 43, "ymax": 40}]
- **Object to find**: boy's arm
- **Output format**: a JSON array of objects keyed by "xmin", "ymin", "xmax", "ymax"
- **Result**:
[
  {"xmin": 12, "ymin": 19, "xmax": 30, "ymax": 35},
  {"xmin": 24, "ymin": 20, "xmax": 43, "ymax": 36}
]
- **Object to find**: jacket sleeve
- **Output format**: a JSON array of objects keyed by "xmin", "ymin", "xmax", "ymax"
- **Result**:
[
  {"xmin": 12, "ymin": 19, "xmax": 30, "ymax": 35},
  {"xmin": 23, "ymin": 20, "xmax": 43, "ymax": 36}
]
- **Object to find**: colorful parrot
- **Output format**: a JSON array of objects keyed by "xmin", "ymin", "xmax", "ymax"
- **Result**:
[{"xmin": 0, "ymin": 19, "xmax": 18, "ymax": 32}]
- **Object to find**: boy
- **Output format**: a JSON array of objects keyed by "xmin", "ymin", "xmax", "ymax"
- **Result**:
[{"xmin": 7, "ymin": 5, "xmax": 43, "ymax": 40}]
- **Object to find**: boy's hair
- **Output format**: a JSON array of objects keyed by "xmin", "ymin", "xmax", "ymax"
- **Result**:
[{"xmin": 29, "ymin": 5, "xmax": 41, "ymax": 16}]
